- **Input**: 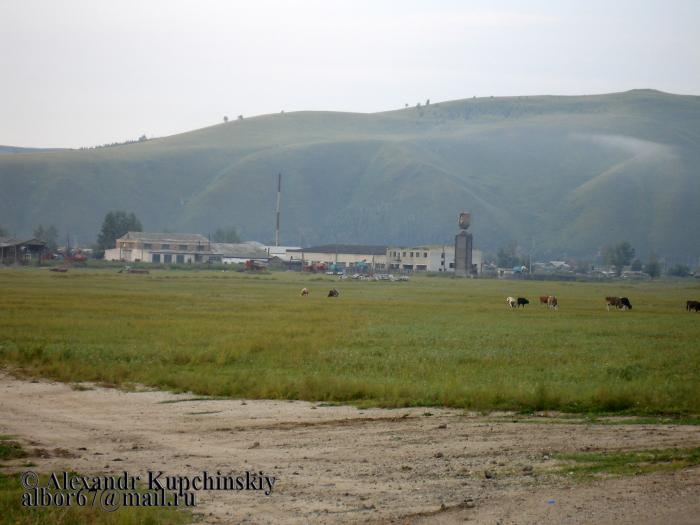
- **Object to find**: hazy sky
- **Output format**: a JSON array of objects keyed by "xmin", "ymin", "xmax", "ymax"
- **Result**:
[{"xmin": 2, "ymin": 0, "xmax": 699, "ymax": 148}]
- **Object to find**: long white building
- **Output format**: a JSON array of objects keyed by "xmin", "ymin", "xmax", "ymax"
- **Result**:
[{"xmin": 386, "ymin": 245, "xmax": 482, "ymax": 273}]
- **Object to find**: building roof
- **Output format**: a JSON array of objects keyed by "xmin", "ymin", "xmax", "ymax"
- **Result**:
[
  {"xmin": 0, "ymin": 237, "xmax": 46, "ymax": 248},
  {"xmin": 388, "ymin": 244, "xmax": 455, "ymax": 251},
  {"xmin": 289, "ymin": 244, "xmax": 388, "ymax": 256},
  {"xmin": 210, "ymin": 242, "xmax": 269, "ymax": 259},
  {"xmin": 119, "ymin": 232, "xmax": 210, "ymax": 244}
]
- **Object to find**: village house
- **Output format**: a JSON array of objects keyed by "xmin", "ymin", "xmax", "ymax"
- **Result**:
[{"xmin": 0, "ymin": 237, "xmax": 47, "ymax": 264}]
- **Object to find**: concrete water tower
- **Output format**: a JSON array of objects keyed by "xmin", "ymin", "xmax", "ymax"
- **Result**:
[{"xmin": 454, "ymin": 212, "xmax": 474, "ymax": 277}]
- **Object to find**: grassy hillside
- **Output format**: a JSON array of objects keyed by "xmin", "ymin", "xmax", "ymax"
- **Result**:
[{"xmin": 1, "ymin": 89, "xmax": 699, "ymax": 259}]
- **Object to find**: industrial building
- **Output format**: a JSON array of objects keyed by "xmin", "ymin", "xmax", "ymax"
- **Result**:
[
  {"xmin": 104, "ymin": 232, "xmax": 270, "ymax": 265},
  {"xmin": 288, "ymin": 245, "xmax": 387, "ymax": 271},
  {"xmin": 386, "ymin": 245, "xmax": 483, "ymax": 273}
]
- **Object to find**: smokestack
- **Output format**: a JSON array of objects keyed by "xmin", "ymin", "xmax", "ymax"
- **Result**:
[{"xmin": 275, "ymin": 173, "xmax": 281, "ymax": 247}]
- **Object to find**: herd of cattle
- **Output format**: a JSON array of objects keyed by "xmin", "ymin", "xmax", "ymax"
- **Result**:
[
  {"xmin": 506, "ymin": 295, "xmax": 700, "ymax": 311},
  {"xmin": 300, "ymin": 287, "xmax": 340, "ymax": 297},
  {"xmin": 300, "ymin": 287, "xmax": 699, "ymax": 311},
  {"xmin": 506, "ymin": 296, "xmax": 559, "ymax": 309}
]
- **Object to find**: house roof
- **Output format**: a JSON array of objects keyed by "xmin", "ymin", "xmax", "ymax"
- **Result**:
[
  {"xmin": 119, "ymin": 232, "xmax": 210, "ymax": 244},
  {"xmin": 0, "ymin": 237, "xmax": 46, "ymax": 248},
  {"xmin": 210, "ymin": 242, "xmax": 269, "ymax": 259},
  {"xmin": 288, "ymin": 244, "xmax": 388, "ymax": 256}
]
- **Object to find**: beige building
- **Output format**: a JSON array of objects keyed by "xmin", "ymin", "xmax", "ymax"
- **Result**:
[
  {"xmin": 105, "ymin": 232, "xmax": 212, "ymax": 263},
  {"xmin": 387, "ymin": 245, "xmax": 482, "ymax": 273},
  {"xmin": 105, "ymin": 232, "xmax": 270, "ymax": 265}
]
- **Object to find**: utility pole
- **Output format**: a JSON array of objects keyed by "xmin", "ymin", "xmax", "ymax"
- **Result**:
[{"xmin": 275, "ymin": 173, "xmax": 281, "ymax": 247}]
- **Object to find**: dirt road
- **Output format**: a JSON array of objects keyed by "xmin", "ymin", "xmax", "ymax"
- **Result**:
[{"xmin": 1, "ymin": 372, "xmax": 699, "ymax": 524}]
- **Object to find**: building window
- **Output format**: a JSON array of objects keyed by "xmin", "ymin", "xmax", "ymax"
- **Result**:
[
  {"xmin": 161, "ymin": 244, "xmax": 170, "ymax": 250},
  {"xmin": 164, "ymin": 254, "xmax": 172, "ymax": 263},
  {"xmin": 402, "ymin": 252, "xmax": 406, "ymax": 257},
  {"xmin": 144, "ymin": 243, "xmax": 152, "ymax": 249},
  {"xmin": 197, "ymin": 245, "xmax": 205, "ymax": 251},
  {"xmin": 449, "ymin": 262, "xmax": 454, "ymax": 268},
  {"xmin": 152, "ymin": 254, "xmax": 160, "ymax": 263},
  {"xmin": 424, "ymin": 252, "xmax": 428, "ymax": 258},
  {"xmin": 176, "ymin": 254, "xmax": 185, "ymax": 263},
  {"xmin": 179, "ymin": 244, "xmax": 187, "ymax": 251},
  {"xmin": 416, "ymin": 265, "xmax": 427, "ymax": 271}
]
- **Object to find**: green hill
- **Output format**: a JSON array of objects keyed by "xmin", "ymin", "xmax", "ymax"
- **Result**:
[{"xmin": 1, "ymin": 89, "xmax": 699, "ymax": 260}]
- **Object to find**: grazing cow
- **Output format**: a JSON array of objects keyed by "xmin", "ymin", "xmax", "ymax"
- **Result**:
[
  {"xmin": 328, "ymin": 288, "xmax": 340, "ymax": 298},
  {"xmin": 517, "ymin": 297, "xmax": 529, "ymax": 308},
  {"xmin": 300, "ymin": 287, "xmax": 309, "ymax": 297},
  {"xmin": 686, "ymin": 300, "xmax": 700, "ymax": 312},
  {"xmin": 606, "ymin": 296, "xmax": 632, "ymax": 310},
  {"xmin": 539, "ymin": 295, "xmax": 557, "ymax": 309},
  {"xmin": 606, "ymin": 296, "xmax": 621, "ymax": 311},
  {"xmin": 506, "ymin": 296, "xmax": 517, "ymax": 309}
]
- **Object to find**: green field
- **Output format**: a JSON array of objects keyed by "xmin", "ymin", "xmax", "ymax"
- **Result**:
[{"xmin": 1, "ymin": 268, "xmax": 699, "ymax": 414}]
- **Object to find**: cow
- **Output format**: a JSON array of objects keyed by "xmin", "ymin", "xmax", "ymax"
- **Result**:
[
  {"xmin": 328, "ymin": 288, "xmax": 340, "ymax": 298},
  {"xmin": 606, "ymin": 296, "xmax": 620, "ymax": 311},
  {"xmin": 687, "ymin": 300, "xmax": 700, "ymax": 312},
  {"xmin": 606, "ymin": 296, "xmax": 632, "ymax": 310},
  {"xmin": 517, "ymin": 297, "xmax": 529, "ymax": 308},
  {"xmin": 300, "ymin": 287, "xmax": 309, "ymax": 297},
  {"xmin": 506, "ymin": 296, "xmax": 517, "ymax": 309},
  {"xmin": 539, "ymin": 295, "xmax": 557, "ymax": 309}
]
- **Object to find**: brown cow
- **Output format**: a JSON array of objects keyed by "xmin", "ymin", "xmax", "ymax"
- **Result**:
[
  {"xmin": 606, "ymin": 296, "xmax": 620, "ymax": 311},
  {"xmin": 328, "ymin": 288, "xmax": 340, "ymax": 297},
  {"xmin": 540, "ymin": 295, "xmax": 557, "ymax": 309}
]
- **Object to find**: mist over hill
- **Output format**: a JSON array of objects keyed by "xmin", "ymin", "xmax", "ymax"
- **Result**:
[{"xmin": 1, "ymin": 89, "xmax": 699, "ymax": 260}]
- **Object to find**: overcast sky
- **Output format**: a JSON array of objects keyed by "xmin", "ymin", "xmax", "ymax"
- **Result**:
[{"xmin": 1, "ymin": 0, "xmax": 699, "ymax": 148}]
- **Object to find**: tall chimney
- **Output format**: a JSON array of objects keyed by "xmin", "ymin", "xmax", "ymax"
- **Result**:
[{"xmin": 275, "ymin": 173, "xmax": 281, "ymax": 247}]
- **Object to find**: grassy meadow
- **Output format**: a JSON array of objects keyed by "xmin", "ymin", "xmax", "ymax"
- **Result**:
[{"xmin": 0, "ymin": 268, "xmax": 699, "ymax": 414}]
